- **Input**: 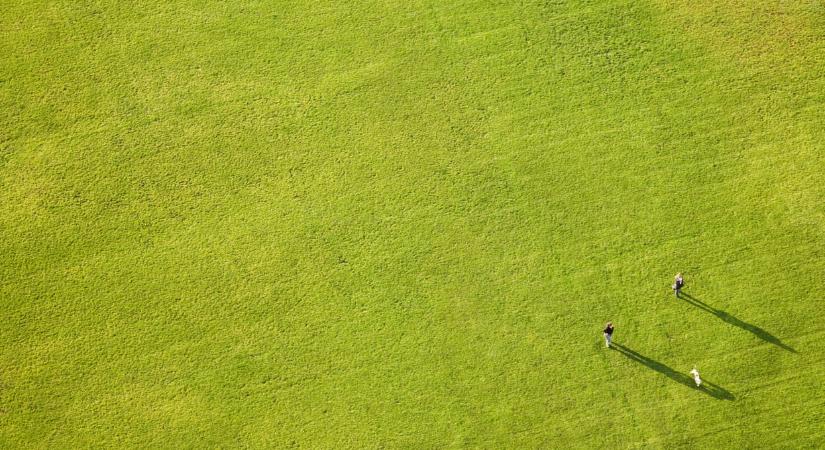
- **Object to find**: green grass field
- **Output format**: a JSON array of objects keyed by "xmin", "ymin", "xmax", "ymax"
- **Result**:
[{"xmin": 2, "ymin": 0, "xmax": 825, "ymax": 447}]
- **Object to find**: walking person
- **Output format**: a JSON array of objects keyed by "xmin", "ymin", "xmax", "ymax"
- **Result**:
[
  {"xmin": 673, "ymin": 272, "xmax": 684, "ymax": 298},
  {"xmin": 690, "ymin": 367, "xmax": 702, "ymax": 387},
  {"xmin": 603, "ymin": 322, "xmax": 614, "ymax": 348}
]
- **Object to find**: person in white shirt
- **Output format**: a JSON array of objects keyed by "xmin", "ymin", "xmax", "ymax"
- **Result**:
[{"xmin": 689, "ymin": 367, "xmax": 702, "ymax": 387}]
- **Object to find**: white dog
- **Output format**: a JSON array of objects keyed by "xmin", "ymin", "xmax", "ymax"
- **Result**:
[{"xmin": 689, "ymin": 367, "xmax": 702, "ymax": 387}]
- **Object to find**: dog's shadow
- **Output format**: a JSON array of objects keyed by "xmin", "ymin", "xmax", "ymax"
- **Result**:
[
  {"xmin": 612, "ymin": 343, "xmax": 735, "ymax": 400},
  {"xmin": 680, "ymin": 292, "xmax": 796, "ymax": 353}
]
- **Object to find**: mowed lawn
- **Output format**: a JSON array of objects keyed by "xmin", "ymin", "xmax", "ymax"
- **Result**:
[{"xmin": 2, "ymin": 0, "xmax": 824, "ymax": 447}]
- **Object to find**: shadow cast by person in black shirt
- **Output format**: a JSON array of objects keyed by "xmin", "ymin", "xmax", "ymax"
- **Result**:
[
  {"xmin": 611, "ymin": 343, "xmax": 735, "ymax": 401},
  {"xmin": 680, "ymin": 292, "xmax": 797, "ymax": 353}
]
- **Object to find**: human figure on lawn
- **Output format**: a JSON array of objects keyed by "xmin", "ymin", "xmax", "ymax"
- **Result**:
[
  {"xmin": 690, "ymin": 367, "xmax": 702, "ymax": 387},
  {"xmin": 603, "ymin": 322, "xmax": 614, "ymax": 348},
  {"xmin": 673, "ymin": 272, "xmax": 684, "ymax": 298}
]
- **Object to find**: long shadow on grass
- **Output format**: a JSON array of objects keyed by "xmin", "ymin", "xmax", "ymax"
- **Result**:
[
  {"xmin": 611, "ymin": 343, "xmax": 735, "ymax": 401},
  {"xmin": 680, "ymin": 292, "xmax": 796, "ymax": 353}
]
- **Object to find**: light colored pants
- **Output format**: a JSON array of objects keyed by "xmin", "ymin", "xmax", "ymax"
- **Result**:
[{"xmin": 604, "ymin": 333, "xmax": 612, "ymax": 347}]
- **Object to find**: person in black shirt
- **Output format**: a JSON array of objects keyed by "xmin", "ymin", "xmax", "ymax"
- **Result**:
[
  {"xmin": 603, "ymin": 322, "xmax": 614, "ymax": 348},
  {"xmin": 673, "ymin": 272, "xmax": 684, "ymax": 298}
]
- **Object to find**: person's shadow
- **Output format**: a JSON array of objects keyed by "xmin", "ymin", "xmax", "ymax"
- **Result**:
[
  {"xmin": 679, "ymin": 292, "xmax": 797, "ymax": 353},
  {"xmin": 611, "ymin": 343, "xmax": 735, "ymax": 400}
]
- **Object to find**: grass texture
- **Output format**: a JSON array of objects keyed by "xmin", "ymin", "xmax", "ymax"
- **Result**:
[{"xmin": 2, "ymin": 0, "xmax": 824, "ymax": 447}]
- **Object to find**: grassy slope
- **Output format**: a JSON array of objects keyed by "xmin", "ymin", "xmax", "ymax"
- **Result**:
[{"xmin": 1, "ymin": 0, "xmax": 824, "ymax": 447}]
